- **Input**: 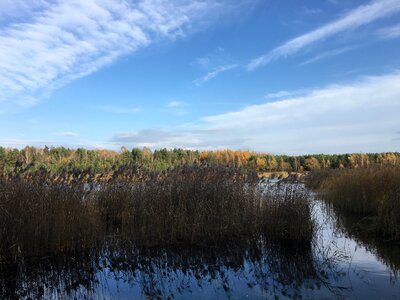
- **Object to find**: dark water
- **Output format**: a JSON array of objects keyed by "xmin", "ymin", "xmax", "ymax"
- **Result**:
[{"xmin": 1, "ymin": 192, "xmax": 400, "ymax": 299}]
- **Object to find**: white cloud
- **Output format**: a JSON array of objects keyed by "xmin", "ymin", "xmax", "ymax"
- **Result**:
[
  {"xmin": 248, "ymin": 0, "xmax": 400, "ymax": 70},
  {"xmin": 0, "ymin": 0, "xmax": 50, "ymax": 22},
  {"xmin": 0, "ymin": 0, "xmax": 235, "ymax": 109},
  {"xmin": 93, "ymin": 105, "xmax": 141, "ymax": 114},
  {"xmin": 377, "ymin": 23, "xmax": 400, "ymax": 39},
  {"xmin": 166, "ymin": 101, "xmax": 185, "ymax": 108},
  {"xmin": 111, "ymin": 71, "xmax": 400, "ymax": 154},
  {"xmin": 193, "ymin": 64, "xmax": 238, "ymax": 86}
]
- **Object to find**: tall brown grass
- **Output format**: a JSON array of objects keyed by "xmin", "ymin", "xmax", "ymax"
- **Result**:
[
  {"xmin": 308, "ymin": 166, "xmax": 400, "ymax": 240},
  {"xmin": 0, "ymin": 165, "xmax": 315, "ymax": 262},
  {"xmin": 261, "ymin": 183, "xmax": 314, "ymax": 244},
  {"xmin": 0, "ymin": 180, "xmax": 100, "ymax": 261}
]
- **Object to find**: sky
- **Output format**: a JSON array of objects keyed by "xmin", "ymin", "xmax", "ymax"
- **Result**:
[{"xmin": 0, "ymin": 0, "xmax": 399, "ymax": 154}]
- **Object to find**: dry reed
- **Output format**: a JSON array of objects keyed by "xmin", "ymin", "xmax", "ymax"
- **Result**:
[
  {"xmin": 308, "ymin": 166, "xmax": 400, "ymax": 240},
  {"xmin": 0, "ymin": 165, "xmax": 315, "ymax": 262}
]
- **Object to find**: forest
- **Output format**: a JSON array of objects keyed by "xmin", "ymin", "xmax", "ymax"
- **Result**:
[{"xmin": 0, "ymin": 146, "xmax": 399, "ymax": 179}]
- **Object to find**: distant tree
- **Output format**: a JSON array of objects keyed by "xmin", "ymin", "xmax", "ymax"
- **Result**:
[
  {"xmin": 131, "ymin": 148, "xmax": 143, "ymax": 162},
  {"xmin": 305, "ymin": 157, "xmax": 321, "ymax": 170}
]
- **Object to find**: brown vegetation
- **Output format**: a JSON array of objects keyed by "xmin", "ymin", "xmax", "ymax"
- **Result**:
[
  {"xmin": 0, "ymin": 165, "xmax": 315, "ymax": 263},
  {"xmin": 308, "ymin": 166, "xmax": 400, "ymax": 241}
]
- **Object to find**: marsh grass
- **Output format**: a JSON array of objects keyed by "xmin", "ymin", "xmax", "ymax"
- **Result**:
[
  {"xmin": 95, "ymin": 165, "xmax": 259, "ymax": 245},
  {"xmin": 0, "ymin": 165, "xmax": 315, "ymax": 262},
  {"xmin": 261, "ymin": 182, "xmax": 315, "ymax": 244},
  {"xmin": 308, "ymin": 166, "xmax": 400, "ymax": 241},
  {"xmin": 0, "ymin": 180, "xmax": 100, "ymax": 261}
]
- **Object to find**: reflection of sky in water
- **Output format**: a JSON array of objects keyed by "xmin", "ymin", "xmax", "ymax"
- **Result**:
[
  {"xmin": 1, "ymin": 186, "xmax": 400, "ymax": 299},
  {"xmin": 309, "ymin": 200, "xmax": 400, "ymax": 299},
  {"xmin": 93, "ymin": 200, "xmax": 400, "ymax": 299}
]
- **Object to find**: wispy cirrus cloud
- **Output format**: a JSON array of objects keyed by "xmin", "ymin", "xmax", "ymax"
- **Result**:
[
  {"xmin": 110, "ymin": 71, "xmax": 400, "ymax": 154},
  {"xmin": 193, "ymin": 64, "xmax": 238, "ymax": 86},
  {"xmin": 377, "ymin": 23, "xmax": 400, "ymax": 39},
  {"xmin": 192, "ymin": 47, "xmax": 238, "ymax": 86},
  {"xmin": 0, "ymin": 0, "xmax": 50, "ymax": 23},
  {"xmin": 299, "ymin": 46, "xmax": 357, "ymax": 65},
  {"xmin": 248, "ymin": 0, "xmax": 400, "ymax": 70},
  {"xmin": 0, "ymin": 0, "xmax": 241, "ymax": 110}
]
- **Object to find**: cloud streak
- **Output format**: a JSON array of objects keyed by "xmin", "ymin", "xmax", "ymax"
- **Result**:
[
  {"xmin": 166, "ymin": 101, "xmax": 185, "ymax": 108},
  {"xmin": 0, "ymin": 0, "xmax": 229, "ymax": 109},
  {"xmin": 193, "ymin": 64, "xmax": 238, "ymax": 86},
  {"xmin": 377, "ymin": 23, "xmax": 400, "ymax": 39},
  {"xmin": 248, "ymin": 0, "xmax": 400, "ymax": 70},
  {"xmin": 299, "ymin": 46, "xmax": 357, "ymax": 65}
]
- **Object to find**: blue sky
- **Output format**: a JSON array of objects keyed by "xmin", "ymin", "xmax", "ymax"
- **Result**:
[{"xmin": 0, "ymin": 0, "xmax": 399, "ymax": 154}]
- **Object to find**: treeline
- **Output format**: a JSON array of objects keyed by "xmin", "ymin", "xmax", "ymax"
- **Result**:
[{"xmin": 0, "ymin": 146, "xmax": 399, "ymax": 176}]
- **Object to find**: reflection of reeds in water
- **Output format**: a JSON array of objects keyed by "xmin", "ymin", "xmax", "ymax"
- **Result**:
[
  {"xmin": 0, "ymin": 251, "xmax": 100, "ymax": 299},
  {"xmin": 0, "ymin": 165, "xmax": 315, "ymax": 262},
  {"xmin": 0, "ymin": 240, "xmax": 346, "ymax": 299},
  {"xmin": 324, "ymin": 203, "xmax": 400, "ymax": 278},
  {"xmin": 308, "ymin": 166, "xmax": 400, "ymax": 241}
]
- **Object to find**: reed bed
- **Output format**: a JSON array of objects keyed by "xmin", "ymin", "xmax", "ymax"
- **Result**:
[
  {"xmin": 261, "ymin": 183, "xmax": 315, "ymax": 244},
  {"xmin": 0, "ymin": 180, "xmax": 100, "ymax": 261},
  {"xmin": 0, "ymin": 165, "xmax": 315, "ymax": 262},
  {"xmin": 308, "ymin": 166, "xmax": 400, "ymax": 240}
]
